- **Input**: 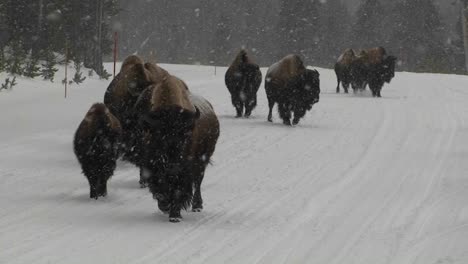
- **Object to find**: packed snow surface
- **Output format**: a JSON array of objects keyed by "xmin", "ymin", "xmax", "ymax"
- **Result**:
[{"xmin": 1, "ymin": 63, "xmax": 468, "ymax": 264}]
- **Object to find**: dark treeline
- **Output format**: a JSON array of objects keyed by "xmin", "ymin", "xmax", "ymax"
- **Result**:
[
  {"xmin": 115, "ymin": 0, "xmax": 465, "ymax": 74},
  {"xmin": 0, "ymin": 0, "xmax": 465, "ymax": 79},
  {"xmin": 0, "ymin": 0, "xmax": 118, "ymax": 81}
]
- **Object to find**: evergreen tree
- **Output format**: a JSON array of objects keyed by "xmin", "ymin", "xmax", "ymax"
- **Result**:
[
  {"xmin": 276, "ymin": 0, "xmax": 321, "ymax": 63},
  {"xmin": 73, "ymin": 60, "xmax": 87, "ymax": 84},
  {"xmin": 24, "ymin": 55, "xmax": 42, "ymax": 78},
  {"xmin": 0, "ymin": 0, "xmax": 119, "ymax": 79},
  {"xmin": 353, "ymin": 0, "xmax": 386, "ymax": 48},
  {"xmin": 41, "ymin": 51, "xmax": 58, "ymax": 82},
  {"xmin": 320, "ymin": 0, "xmax": 351, "ymax": 66},
  {"xmin": 389, "ymin": 0, "xmax": 447, "ymax": 72},
  {"xmin": 212, "ymin": 14, "xmax": 232, "ymax": 65}
]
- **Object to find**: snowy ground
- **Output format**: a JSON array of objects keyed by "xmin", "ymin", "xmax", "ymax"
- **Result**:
[{"xmin": 1, "ymin": 62, "xmax": 468, "ymax": 264}]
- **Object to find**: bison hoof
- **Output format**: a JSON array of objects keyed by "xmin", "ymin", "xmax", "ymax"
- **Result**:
[
  {"xmin": 169, "ymin": 217, "xmax": 182, "ymax": 223},
  {"xmin": 192, "ymin": 207, "xmax": 203, "ymax": 212}
]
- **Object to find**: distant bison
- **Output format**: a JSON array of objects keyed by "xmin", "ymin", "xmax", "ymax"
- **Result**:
[
  {"xmin": 104, "ymin": 55, "xmax": 168, "ymax": 165},
  {"xmin": 335, "ymin": 48, "xmax": 356, "ymax": 93},
  {"xmin": 225, "ymin": 49, "xmax": 262, "ymax": 117},
  {"xmin": 265, "ymin": 54, "xmax": 320, "ymax": 126},
  {"xmin": 138, "ymin": 75, "xmax": 220, "ymax": 222},
  {"xmin": 350, "ymin": 47, "xmax": 397, "ymax": 97},
  {"xmin": 74, "ymin": 103, "xmax": 122, "ymax": 199}
]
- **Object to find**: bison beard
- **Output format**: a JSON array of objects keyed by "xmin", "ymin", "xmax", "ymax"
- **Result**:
[
  {"xmin": 225, "ymin": 50, "xmax": 262, "ymax": 118},
  {"xmin": 367, "ymin": 56, "xmax": 397, "ymax": 97},
  {"xmin": 140, "ymin": 106, "xmax": 199, "ymax": 221},
  {"xmin": 73, "ymin": 103, "xmax": 121, "ymax": 199}
]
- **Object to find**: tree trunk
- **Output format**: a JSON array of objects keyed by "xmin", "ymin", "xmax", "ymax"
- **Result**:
[
  {"xmin": 94, "ymin": 0, "xmax": 103, "ymax": 76},
  {"xmin": 462, "ymin": 0, "xmax": 468, "ymax": 73}
]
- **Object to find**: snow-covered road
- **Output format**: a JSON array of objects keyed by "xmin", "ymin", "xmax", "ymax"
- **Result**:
[{"xmin": 1, "ymin": 64, "xmax": 467, "ymax": 263}]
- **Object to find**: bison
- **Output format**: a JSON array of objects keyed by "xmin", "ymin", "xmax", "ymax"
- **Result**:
[
  {"xmin": 265, "ymin": 54, "xmax": 320, "ymax": 126},
  {"xmin": 225, "ymin": 49, "xmax": 262, "ymax": 118},
  {"xmin": 103, "ymin": 55, "xmax": 168, "ymax": 170},
  {"xmin": 74, "ymin": 103, "xmax": 122, "ymax": 199},
  {"xmin": 335, "ymin": 48, "xmax": 356, "ymax": 93},
  {"xmin": 137, "ymin": 75, "xmax": 220, "ymax": 222},
  {"xmin": 350, "ymin": 47, "xmax": 397, "ymax": 97}
]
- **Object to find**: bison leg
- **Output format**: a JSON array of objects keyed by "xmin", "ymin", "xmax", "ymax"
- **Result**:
[
  {"xmin": 336, "ymin": 78, "xmax": 341, "ymax": 93},
  {"xmin": 343, "ymin": 82, "xmax": 349, "ymax": 93},
  {"xmin": 231, "ymin": 93, "xmax": 244, "ymax": 118},
  {"xmin": 192, "ymin": 163, "xmax": 206, "ymax": 212},
  {"xmin": 278, "ymin": 103, "xmax": 292, "ymax": 126},
  {"xmin": 96, "ymin": 178, "xmax": 108, "ymax": 198},
  {"xmin": 87, "ymin": 176, "xmax": 99, "ymax": 200},
  {"xmin": 139, "ymin": 167, "xmax": 149, "ymax": 188},
  {"xmin": 267, "ymin": 99, "xmax": 275, "ymax": 122},
  {"xmin": 244, "ymin": 95, "xmax": 257, "ymax": 118},
  {"xmin": 169, "ymin": 209, "xmax": 182, "ymax": 223}
]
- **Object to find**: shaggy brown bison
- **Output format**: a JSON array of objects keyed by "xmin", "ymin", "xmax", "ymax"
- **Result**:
[
  {"xmin": 74, "ymin": 103, "xmax": 122, "ymax": 199},
  {"xmin": 265, "ymin": 54, "xmax": 320, "ymax": 126},
  {"xmin": 335, "ymin": 48, "xmax": 356, "ymax": 93},
  {"xmin": 225, "ymin": 49, "xmax": 262, "ymax": 117},
  {"xmin": 103, "ymin": 55, "xmax": 169, "ymax": 166},
  {"xmin": 350, "ymin": 47, "xmax": 397, "ymax": 97},
  {"xmin": 137, "ymin": 75, "xmax": 219, "ymax": 222}
]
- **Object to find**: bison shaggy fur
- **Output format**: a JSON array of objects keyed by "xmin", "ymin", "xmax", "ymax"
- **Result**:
[
  {"xmin": 138, "ymin": 75, "xmax": 220, "ymax": 222},
  {"xmin": 265, "ymin": 54, "xmax": 320, "ymax": 126},
  {"xmin": 74, "ymin": 103, "xmax": 122, "ymax": 199},
  {"xmin": 225, "ymin": 49, "xmax": 262, "ymax": 118}
]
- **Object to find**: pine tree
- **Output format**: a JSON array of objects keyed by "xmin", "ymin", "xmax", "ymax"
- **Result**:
[
  {"xmin": 389, "ymin": 0, "xmax": 447, "ymax": 72},
  {"xmin": 24, "ymin": 55, "xmax": 42, "ymax": 78},
  {"xmin": 72, "ymin": 60, "xmax": 87, "ymax": 84},
  {"xmin": 276, "ymin": 0, "xmax": 321, "ymax": 62},
  {"xmin": 320, "ymin": 0, "xmax": 351, "ymax": 66},
  {"xmin": 353, "ymin": 0, "xmax": 386, "ymax": 48},
  {"xmin": 41, "ymin": 51, "xmax": 58, "ymax": 82},
  {"xmin": 212, "ymin": 14, "xmax": 232, "ymax": 65}
]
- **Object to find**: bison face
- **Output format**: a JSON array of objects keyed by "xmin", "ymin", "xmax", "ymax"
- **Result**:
[
  {"xmin": 382, "ymin": 56, "xmax": 397, "ymax": 83},
  {"xmin": 126, "ymin": 64, "xmax": 153, "ymax": 97},
  {"xmin": 302, "ymin": 69, "xmax": 320, "ymax": 107},
  {"xmin": 140, "ymin": 106, "xmax": 200, "ymax": 172}
]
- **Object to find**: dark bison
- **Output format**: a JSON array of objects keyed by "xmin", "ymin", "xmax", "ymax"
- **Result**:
[
  {"xmin": 350, "ymin": 47, "xmax": 397, "ymax": 97},
  {"xmin": 74, "ymin": 103, "xmax": 122, "ymax": 199},
  {"xmin": 225, "ymin": 49, "xmax": 262, "ymax": 117},
  {"xmin": 103, "ymin": 55, "xmax": 168, "ymax": 167},
  {"xmin": 138, "ymin": 75, "xmax": 220, "ymax": 222},
  {"xmin": 335, "ymin": 48, "xmax": 356, "ymax": 93},
  {"xmin": 265, "ymin": 54, "xmax": 320, "ymax": 126}
]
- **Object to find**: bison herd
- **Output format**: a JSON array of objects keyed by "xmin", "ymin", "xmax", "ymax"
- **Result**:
[
  {"xmin": 73, "ymin": 47, "xmax": 396, "ymax": 222},
  {"xmin": 334, "ymin": 47, "xmax": 397, "ymax": 97}
]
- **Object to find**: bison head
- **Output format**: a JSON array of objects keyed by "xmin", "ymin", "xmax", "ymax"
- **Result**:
[
  {"xmin": 381, "ymin": 56, "xmax": 397, "ymax": 83},
  {"xmin": 350, "ymin": 59, "xmax": 368, "ymax": 91},
  {"xmin": 290, "ymin": 69, "xmax": 320, "ymax": 125},
  {"xmin": 126, "ymin": 63, "xmax": 153, "ymax": 97}
]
